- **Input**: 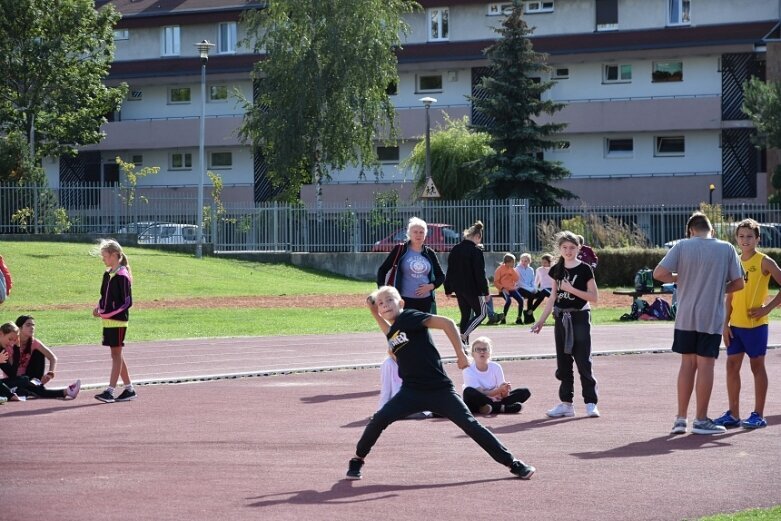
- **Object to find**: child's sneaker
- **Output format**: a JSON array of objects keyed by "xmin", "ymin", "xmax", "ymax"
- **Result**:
[
  {"xmin": 741, "ymin": 412, "xmax": 768, "ymax": 429},
  {"xmin": 691, "ymin": 418, "xmax": 727, "ymax": 435},
  {"xmin": 585, "ymin": 403, "xmax": 600, "ymax": 417},
  {"xmin": 713, "ymin": 410, "xmax": 741, "ymax": 428},
  {"xmin": 509, "ymin": 460, "xmax": 535, "ymax": 480},
  {"xmin": 478, "ymin": 404, "xmax": 493, "ymax": 416},
  {"xmin": 504, "ymin": 402, "xmax": 523, "ymax": 414},
  {"xmin": 116, "ymin": 388, "xmax": 137, "ymax": 402},
  {"xmin": 0, "ymin": 396, "xmax": 7, "ymax": 404},
  {"xmin": 94, "ymin": 390, "xmax": 115, "ymax": 403},
  {"xmin": 65, "ymin": 380, "xmax": 81, "ymax": 400},
  {"xmin": 671, "ymin": 417, "xmax": 687, "ymax": 434},
  {"xmin": 546, "ymin": 402, "xmax": 575, "ymax": 418},
  {"xmin": 346, "ymin": 458, "xmax": 364, "ymax": 480}
]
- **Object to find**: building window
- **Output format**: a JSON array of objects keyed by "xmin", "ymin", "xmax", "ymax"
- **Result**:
[
  {"xmin": 131, "ymin": 155, "xmax": 143, "ymax": 166},
  {"xmin": 386, "ymin": 81, "xmax": 398, "ymax": 96},
  {"xmin": 555, "ymin": 141, "xmax": 571, "ymax": 151},
  {"xmin": 417, "ymin": 74, "xmax": 443, "ymax": 93},
  {"xmin": 126, "ymin": 89, "xmax": 143, "ymax": 101},
  {"xmin": 209, "ymin": 85, "xmax": 229, "ymax": 102},
  {"xmin": 524, "ymin": 1, "xmax": 554, "ymax": 14},
  {"xmin": 162, "ymin": 26, "xmax": 180, "ymax": 56},
  {"xmin": 605, "ymin": 138, "xmax": 633, "ymax": 157},
  {"xmin": 377, "ymin": 146, "xmax": 400, "ymax": 162},
  {"xmin": 652, "ymin": 61, "xmax": 683, "ymax": 82},
  {"xmin": 552, "ymin": 67, "xmax": 569, "ymax": 79},
  {"xmin": 168, "ymin": 87, "xmax": 191, "ymax": 104},
  {"xmin": 170, "ymin": 152, "xmax": 192, "ymax": 170},
  {"xmin": 603, "ymin": 64, "xmax": 632, "ymax": 83},
  {"xmin": 113, "ymin": 29, "xmax": 129, "ymax": 41},
  {"xmin": 218, "ymin": 22, "xmax": 237, "ymax": 54},
  {"xmin": 487, "ymin": 3, "xmax": 513, "ymax": 15},
  {"xmin": 428, "ymin": 8, "xmax": 449, "ymax": 41},
  {"xmin": 655, "ymin": 136, "xmax": 685, "ymax": 156},
  {"xmin": 209, "ymin": 152, "xmax": 233, "ymax": 169},
  {"xmin": 595, "ymin": 0, "xmax": 618, "ymax": 31},
  {"xmin": 668, "ymin": 0, "xmax": 690, "ymax": 25}
]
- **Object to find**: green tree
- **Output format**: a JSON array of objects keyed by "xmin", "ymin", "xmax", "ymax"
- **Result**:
[
  {"xmin": 743, "ymin": 78, "xmax": 781, "ymax": 202},
  {"xmin": 239, "ymin": 0, "xmax": 415, "ymax": 204},
  {"xmin": 0, "ymin": 132, "xmax": 45, "ymax": 184},
  {"xmin": 0, "ymin": 0, "xmax": 126, "ymax": 164},
  {"xmin": 469, "ymin": 0, "xmax": 573, "ymax": 206},
  {"xmin": 402, "ymin": 116, "xmax": 493, "ymax": 200}
]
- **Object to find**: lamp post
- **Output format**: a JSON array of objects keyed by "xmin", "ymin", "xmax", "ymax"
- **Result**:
[
  {"xmin": 709, "ymin": 183, "xmax": 715, "ymax": 205},
  {"xmin": 418, "ymin": 96, "xmax": 438, "ymax": 198},
  {"xmin": 194, "ymin": 40, "xmax": 214, "ymax": 259}
]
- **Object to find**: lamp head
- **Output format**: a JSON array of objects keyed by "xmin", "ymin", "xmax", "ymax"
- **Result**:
[
  {"xmin": 195, "ymin": 40, "xmax": 215, "ymax": 63},
  {"xmin": 419, "ymin": 96, "xmax": 437, "ymax": 108},
  {"xmin": 709, "ymin": 183, "xmax": 715, "ymax": 191}
]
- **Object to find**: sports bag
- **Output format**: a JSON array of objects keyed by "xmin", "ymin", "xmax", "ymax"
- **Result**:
[{"xmin": 634, "ymin": 268, "xmax": 654, "ymax": 292}]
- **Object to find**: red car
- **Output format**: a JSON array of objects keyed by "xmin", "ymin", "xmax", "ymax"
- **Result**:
[{"xmin": 371, "ymin": 223, "xmax": 461, "ymax": 252}]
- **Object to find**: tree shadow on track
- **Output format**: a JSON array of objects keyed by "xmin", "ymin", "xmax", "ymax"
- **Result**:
[
  {"xmin": 246, "ymin": 477, "xmax": 508, "ymax": 507},
  {"xmin": 570, "ymin": 429, "xmax": 757, "ymax": 459},
  {"xmin": 0, "ymin": 402, "xmax": 101, "ymax": 418},
  {"xmin": 301, "ymin": 390, "xmax": 378, "ymax": 404}
]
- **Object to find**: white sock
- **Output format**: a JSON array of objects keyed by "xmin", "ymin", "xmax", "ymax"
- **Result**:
[
  {"xmin": 125, "ymin": 384, "xmax": 134, "ymax": 393},
  {"xmin": 106, "ymin": 386, "xmax": 115, "ymax": 395}
]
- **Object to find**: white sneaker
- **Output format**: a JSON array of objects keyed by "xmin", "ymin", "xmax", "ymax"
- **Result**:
[
  {"xmin": 65, "ymin": 380, "xmax": 81, "ymax": 400},
  {"xmin": 671, "ymin": 417, "xmax": 687, "ymax": 434},
  {"xmin": 586, "ymin": 403, "xmax": 600, "ymax": 417},
  {"xmin": 546, "ymin": 402, "xmax": 575, "ymax": 418}
]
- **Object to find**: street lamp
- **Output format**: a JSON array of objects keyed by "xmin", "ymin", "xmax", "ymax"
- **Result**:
[
  {"xmin": 709, "ymin": 183, "xmax": 715, "ymax": 205},
  {"xmin": 195, "ymin": 40, "xmax": 214, "ymax": 259},
  {"xmin": 418, "ymin": 96, "xmax": 438, "ymax": 198},
  {"xmin": 194, "ymin": 39, "xmax": 214, "ymax": 259}
]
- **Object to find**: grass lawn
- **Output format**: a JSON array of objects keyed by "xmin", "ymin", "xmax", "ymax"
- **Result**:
[
  {"xmin": 697, "ymin": 506, "xmax": 781, "ymax": 520},
  {"xmin": 1, "ymin": 240, "xmax": 778, "ymax": 345}
]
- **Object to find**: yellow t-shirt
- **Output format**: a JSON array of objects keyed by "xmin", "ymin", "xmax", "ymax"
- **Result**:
[{"xmin": 730, "ymin": 251, "xmax": 770, "ymax": 328}]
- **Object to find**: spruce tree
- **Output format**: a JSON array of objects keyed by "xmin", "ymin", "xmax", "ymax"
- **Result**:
[{"xmin": 469, "ymin": 1, "xmax": 574, "ymax": 206}]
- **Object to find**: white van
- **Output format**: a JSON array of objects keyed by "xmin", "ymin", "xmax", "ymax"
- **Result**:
[{"xmin": 137, "ymin": 223, "xmax": 199, "ymax": 245}]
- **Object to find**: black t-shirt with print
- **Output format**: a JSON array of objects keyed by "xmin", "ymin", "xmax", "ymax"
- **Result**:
[
  {"xmin": 551, "ymin": 261, "xmax": 594, "ymax": 310},
  {"xmin": 386, "ymin": 309, "xmax": 453, "ymax": 391}
]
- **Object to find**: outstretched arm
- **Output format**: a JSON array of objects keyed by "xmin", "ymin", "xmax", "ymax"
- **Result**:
[{"xmin": 423, "ymin": 315, "xmax": 469, "ymax": 369}]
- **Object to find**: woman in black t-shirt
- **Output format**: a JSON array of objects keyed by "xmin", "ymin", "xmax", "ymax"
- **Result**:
[{"xmin": 531, "ymin": 231, "xmax": 600, "ymax": 419}]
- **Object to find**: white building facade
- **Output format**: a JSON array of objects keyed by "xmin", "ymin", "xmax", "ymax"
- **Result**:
[{"xmin": 47, "ymin": 0, "xmax": 781, "ymax": 206}]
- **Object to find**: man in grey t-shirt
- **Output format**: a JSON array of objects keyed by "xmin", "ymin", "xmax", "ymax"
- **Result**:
[{"xmin": 654, "ymin": 212, "xmax": 744, "ymax": 435}]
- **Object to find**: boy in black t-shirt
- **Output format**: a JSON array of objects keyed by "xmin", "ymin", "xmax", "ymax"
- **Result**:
[{"xmin": 346, "ymin": 286, "xmax": 535, "ymax": 480}]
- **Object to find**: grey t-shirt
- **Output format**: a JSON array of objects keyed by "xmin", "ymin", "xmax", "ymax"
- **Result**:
[{"xmin": 658, "ymin": 236, "xmax": 743, "ymax": 335}]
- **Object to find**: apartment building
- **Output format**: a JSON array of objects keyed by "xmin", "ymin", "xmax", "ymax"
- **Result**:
[{"xmin": 46, "ymin": 0, "xmax": 781, "ymax": 206}]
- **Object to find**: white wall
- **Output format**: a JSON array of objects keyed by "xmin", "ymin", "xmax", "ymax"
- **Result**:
[
  {"xmin": 114, "ymin": 23, "xmax": 252, "ymax": 61},
  {"xmin": 121, "ymin": 81, "xmax": 251, "ymax": 120},
  {"xmin": 110, "ymin": 147, "xmax": 253, "ymax": 186}
]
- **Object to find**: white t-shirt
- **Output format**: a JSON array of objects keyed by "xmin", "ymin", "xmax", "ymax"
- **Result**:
[
  {"xmin": 462, "ymin": 360, "xmax": 505, "ymax": 393},
  {"xmin": 535, "ymin": 266, "xmax": 553, "ymax": 291},
  {"xmin": 378, "ymin": 356, "xmax": 402, "ymax": 409}
]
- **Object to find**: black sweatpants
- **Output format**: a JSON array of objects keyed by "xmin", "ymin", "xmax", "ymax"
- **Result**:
[
  {"xmin": 2, "ymin": 376, "xmax": 65, "ymax": 399},
  {"xmin": 553, "ymin": 309, "xmax": 598, "ymax": 404},
  {"xmin": 463, "ymin": 386, "xmax": 531, "ymax": 413},
  {"xmin": 355, "ymin": 385, "xmax": 516, "ymax": 467},
  {"xmin": 456, "ymin": 294, "xmax": 486, "ymax": 341}
]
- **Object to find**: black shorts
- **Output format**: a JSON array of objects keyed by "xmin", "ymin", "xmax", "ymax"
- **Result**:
[
  {"xmin": 672, "ymin": 329, "xmax": 720, "ymax": 358},
  {"xmin": 102, "ymin": 327, "xmax": 127, "ymax": 348}
]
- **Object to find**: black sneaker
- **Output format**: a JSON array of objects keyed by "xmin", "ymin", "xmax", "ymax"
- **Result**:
[
  {"xmin": 515, "ymin": 317, "xmax": 523, "ymax": 325},
  {"xmin": 94, "ymin": 390, "xmax": 115, "ymax": 403},
  {"xmin": 504, "ymin": 402, "xmax": 523, "ymax": 414},
  {"xmin": 510, "ymin": 460, "xmax": 535, "ymax": 480},
  {"xmin": 346, "ymin": 458, "xmax": 364, "ymax": 480},
  {"xmin": 524, "ymin": 311, "xmax": 535, "ymax": 324},
  {"xmin": 116, "ymin": 389, "xmax": 137, "ymax": 402}
]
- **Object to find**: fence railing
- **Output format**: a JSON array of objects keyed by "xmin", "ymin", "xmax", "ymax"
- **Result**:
[{"xmin": 4, "ymin": 184, "xmax": 781, "ymax": 252}]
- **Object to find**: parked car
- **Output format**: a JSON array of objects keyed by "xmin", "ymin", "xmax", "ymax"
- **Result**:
[
  {"xmin": 371, "ymin": 223, "xmax": 461, "ymax": 252},
  {"xmin": 138, "ymin": 223, "xmax": 199, "ymax": 245},
  {"xmin": 117, "ymin": 221, "xmax": 161, "ymax": 235}
]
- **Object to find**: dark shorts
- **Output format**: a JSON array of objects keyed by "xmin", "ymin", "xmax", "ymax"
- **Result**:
[
  {"xmin": 102, "ymin": 327, "xmax": 127, "ymax": 348},
  {"xmin": 672, "ymin": 329, "xmax": 721, "ymax": 358},
  {"xmin": 727, "ymin": 325, "xmax": 768, "ymax": 358}
]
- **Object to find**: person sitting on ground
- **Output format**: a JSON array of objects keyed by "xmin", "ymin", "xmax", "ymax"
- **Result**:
[
  {"xmin": 0, "ymin": 322, "xmax": 80, "ymax": 401},
  {"xmin": 515, "ymin": 253, "xmax": 545, "ymax": 324},
  {"xmin": 462, "ymin": 336, "xmax": 531, "ymax": 415},
  {"xmin": 494, "ymin": 253, "xmax": 523, "ymax": 325},
  {"xmin": 14, "ymin": 315, "xmax": 59, "ymax": 384},
  {"xmin": 378, "ymin": 350, "xmax": 432, "ymax": 419}
]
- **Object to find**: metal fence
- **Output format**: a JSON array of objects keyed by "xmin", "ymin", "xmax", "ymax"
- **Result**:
[{"xmin": 4, "ymin": 184, "xmax": 781, "ymax": 252}]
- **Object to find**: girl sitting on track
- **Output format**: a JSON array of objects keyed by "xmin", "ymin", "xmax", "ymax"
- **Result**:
[
  {"xmin": 14, "ymin": 315, "xmax": 59, "ymax": 385},
  {"xmin": 462, "ymin": 336, "xmax": 530, "ymax": 415}
]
